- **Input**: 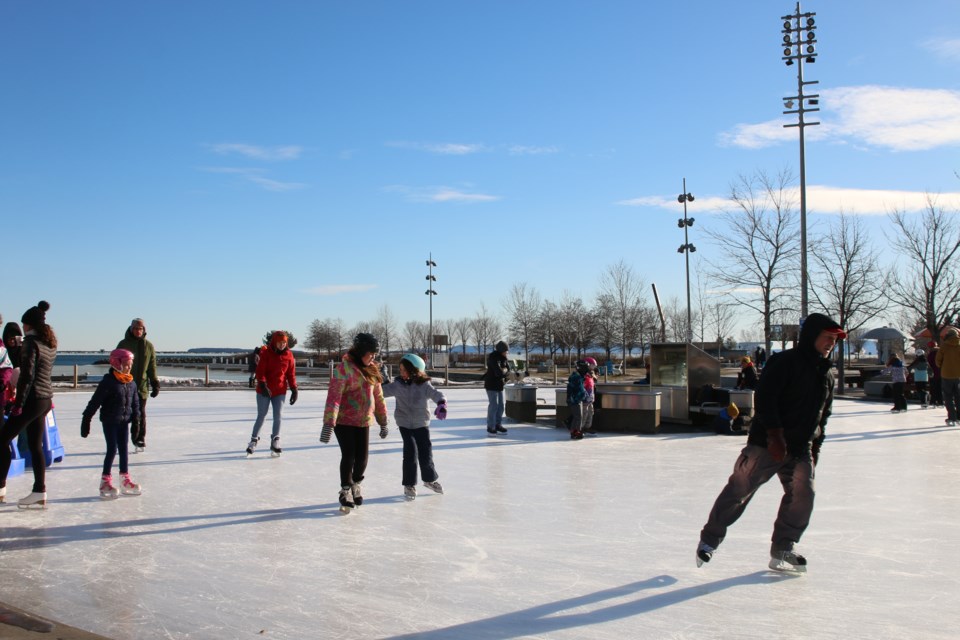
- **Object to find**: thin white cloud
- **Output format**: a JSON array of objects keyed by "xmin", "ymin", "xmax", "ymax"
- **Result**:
[
  {"xmin": 198, "ymin": 166, "xmax": 306, "ymax": 191},
  {"xmin": 618, "ymin": 186, "xmax": 960, "ymax": 216},
  {"xmin": 303, "ymin": 284, "xmax": 378, "ymax": 295},
  {"xmin": 208, "ymin": 143, "xmax": 302, "ymax": 161},
  {"xmin": 385, "ymin": 185, "xmax": 500, "ymax": 203},
  {"xmin": 922, "ymin": 37, "xmax": 960, "ymax": 62},
  {"xmin": 719, "ymin": 85, "xmax": 960, "ymax": 151},
  {"xmin": 508, "ymin": 145, "xmax": 560, "ymax": 156},
  {"xmin": 386, "ymin": 141, "xmax": 486, "ymax": 155}
]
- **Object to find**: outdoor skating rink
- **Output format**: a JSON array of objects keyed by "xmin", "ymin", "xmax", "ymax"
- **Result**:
[{"xmin": 2, "ymin": 387, "xmax": 959, "ymax": 640}]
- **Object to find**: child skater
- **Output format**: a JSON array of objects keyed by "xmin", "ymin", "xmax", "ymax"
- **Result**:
[
  {"xmin": 565, "ymin": 360, "xmax": 589, "ymax": 440},
  {"xmin": 381, "ymin": 354, "xmax": 447, "ymax": 501},
  {"xmin": 320, "ymin": 333, "xmax": 388, "ymax": 513},
  {"xmin": 81, "ymin": 349, "xmax": 142, "ymax": 499},
  {"xmin": 582, "ymin": 357, "xmax": 599, "ymax": 435}
]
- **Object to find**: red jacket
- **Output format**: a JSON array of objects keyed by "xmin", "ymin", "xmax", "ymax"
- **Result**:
[{"xmin": 256, "ymin": 346, "xmax": 297, "ymax": 396}]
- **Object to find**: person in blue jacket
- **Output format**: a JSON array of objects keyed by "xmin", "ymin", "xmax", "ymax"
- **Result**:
[{"xmin": 82, "ymin": 349, "xmax": 142, "ymax": 499}]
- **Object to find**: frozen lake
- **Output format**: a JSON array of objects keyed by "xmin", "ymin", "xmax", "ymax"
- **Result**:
[{"xmin": 1, "ymin": 387, "xmax": 958, "ymax": 639}]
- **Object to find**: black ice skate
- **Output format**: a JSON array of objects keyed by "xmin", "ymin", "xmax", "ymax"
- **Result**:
[
  {"xmin": 696, "ymin": 541, "xmax": 714, "ymax": 568},
  {"xmin": 769, "ymin": 549, "xmax": 807, "ymax": 573},
  {"xmin": 245, "ymin": 437, "xmax": 259, "ymax": 457}
]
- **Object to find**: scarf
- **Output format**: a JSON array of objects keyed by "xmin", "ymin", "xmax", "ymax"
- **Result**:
[{"xmin": 113, "ymin": 370, "xmax": 134, "ymax": 384}]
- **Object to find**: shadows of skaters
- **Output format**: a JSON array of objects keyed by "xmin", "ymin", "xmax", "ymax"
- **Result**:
[{"xmin": 385, "ymin": 571, "xmax": 796, "ymax": 639}]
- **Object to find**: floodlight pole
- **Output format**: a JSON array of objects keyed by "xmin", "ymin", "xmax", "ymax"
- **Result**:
[
  {"xmin": 677, "ymin": 179, "xmax": 695, "ymax": 344},
  {"xmin": 781, "ymin": 1, "xmax": 820, "ymax": 319},
  {"xmin": 425, "ymin": 254, "xmax": 437, "ymax": 369}
]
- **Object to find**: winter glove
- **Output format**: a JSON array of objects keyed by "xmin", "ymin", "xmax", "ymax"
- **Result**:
[
  {"xmin": 81, "ymin": 416, "xmax": 91, "ymax": 438},
  {"xmin": 256, "ymin": 381, "xmax": 270, "ymax": 397},
  {"xmin": 434, "ymin": 401, "xmax": 447, "ymax": 420},
  {"xmin": 150, "ymin": 380, "xmax": 160, "ymax": 398},
  {"xmin": 289, "ymin": 387, "xmax": 298, "ymax": 406},
  {"xmin": 767, "ymin": 427, "xmax": 787, "ymax": 463},
  {"xmin": 9, "ymin": 404, "xmax": 22, "ymax": 418},
  {"xmin": 376, "ymin": 414, "xmax": 388, "ymax": 428},
  {"xmin": 248, "ymin": 377, "xmax": 256, "ymax": 389},
  {"xmin": 379, "ymin": 425, "xmax": 389, "ymax": 439},
  {"xmin": 811, "ymin": 440, "xmax": 822, "ymax": 466},
  {"xmin": 320, "ymin": 424, "xmax": 333, "ymax": 443}
]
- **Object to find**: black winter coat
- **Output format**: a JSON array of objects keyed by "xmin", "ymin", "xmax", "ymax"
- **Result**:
[
  {"xmin": 483, "ymin": 351, "xmax": 509, "ymax": 391},
  {"xmin": 747, "ymin": 313, "xmax": 839, "ymax": 458},
  {"xmin": 83, "ymin": 370, "xmax": 141, "ymax": 425},
  {"xmin": 17, "ymin": 334, "xmax": 56, "ymax": 402}
]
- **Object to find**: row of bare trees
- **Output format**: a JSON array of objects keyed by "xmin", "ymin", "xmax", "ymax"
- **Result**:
[{"xmin": 302, "ymin": 167, "xmax": 960, "ymax": 366}]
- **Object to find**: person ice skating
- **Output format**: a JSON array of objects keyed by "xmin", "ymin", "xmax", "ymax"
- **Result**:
[
  {"xmin": 737, "ymin": 356, "xmax": 759, "ymax": 390},
  {"xmin": 0, "ymin": 301, "xmax": 57, "ymax": 508},
  {"xmin": 565, "ymin": 360, "xmax": 589, "ymax": 440},
  {"xmin": 483, "ymin": 341, "xmax": 510, "ymax": 436},
  {"xmin": 881, "ymin": 353, "xmax": 908, "ymax": 413},
  {"xmin": 696, "ymin": 312, "xmax": 846, "ymax": 573},
  {"xmin": 582, "ymin": 357, "xmax": 599, "ymax": 435},
  {"xmin": 381, "ymin": 353, "xmax": 447, "ymax": 501},
  {"xmin": 245, "ymin": 331, "xmax": 298, "ymax": 457},
  {"xmin": 116, "ymin": 318, "xmax": 159, "ymax": 452},
  {"xmin": 909, "ymin": 350, "xmax": 931, "ymax": 407},
  {"xmin": 247, "ymin": 345, "xmax": 262, "ymax": 389},
  {"xmin": 3, "ymin": 321, "xmax": 24, "ymax": 368},
  {"xmin": 81, "ymin": 349, "xmax": 142, "ymax": 499},
  {"xmin": 935, "ymin": 328, "xmax": 960, "ymax": 426},
  {"xmin": 713, "ymin": 402, "xmax": 747, "ymax": 436},
  {"xmin": 0, "ymin": 314, "xmax": 16, "ymax": 412},
  {"xmin": 927, "ymin": 341, "xmax": 943, "ymax": 407},
  {"xmin": 320, "ymin": 333, "xmax": 388, "ymax": 512}
]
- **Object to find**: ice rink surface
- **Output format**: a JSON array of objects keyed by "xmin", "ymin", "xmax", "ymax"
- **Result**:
[{"xmin": 2, "ymin": 387, "xmax": 959, "ymax": 640}]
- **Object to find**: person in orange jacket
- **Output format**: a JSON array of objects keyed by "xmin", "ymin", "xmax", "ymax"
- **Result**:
[{"xmin": 245, "ymin": 331, "xmax": 298, "ymax": 457}]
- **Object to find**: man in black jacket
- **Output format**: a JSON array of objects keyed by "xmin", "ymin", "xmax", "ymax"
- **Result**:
[
  {"xmin": 483, "ymin": 341, "xmax": 510, "ymax": 436},
  {"xmin": 696, "ymin": 313, "xmax": 846, "ymax": 572}
]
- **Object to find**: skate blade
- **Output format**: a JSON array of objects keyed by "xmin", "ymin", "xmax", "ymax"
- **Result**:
[
  {"xmin": 339, "ymin": 505, "xmax": 353, "ymax": 513},
  {"xmin": 99, "ymin": 494, "xmax": 119, "ymax": 501},
  {"xmin": 121, "ymin": 490, "xmax": 142, "ymax": 496},
  {"xmin": 18, "ymin": 502, "xmax": 47, "ymax": 510},
  {"xmin": 768, "ymin": 559, "xmax": 807, "ymax": 573},
  {"xmin": 270, "ymin": 451, "xmax": 281, "ymax": 458}
]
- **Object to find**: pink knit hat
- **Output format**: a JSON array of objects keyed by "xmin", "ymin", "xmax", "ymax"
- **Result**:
[{"xmin": 109, "ymin": 349, "xmax": 134, "ymax": 370}]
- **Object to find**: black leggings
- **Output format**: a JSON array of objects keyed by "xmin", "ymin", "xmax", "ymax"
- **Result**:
[
  {"xmin": 334, "ymin": 425, "xmax": 370, "ymax": 487},
  {"xmin": 0, "ymin": 396, "xmax": 53, "ymax": 493}
]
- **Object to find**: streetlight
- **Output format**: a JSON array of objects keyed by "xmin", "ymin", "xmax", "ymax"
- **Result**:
[
  {"xmin": 677, "ymin": 179, "xmax": 695, "ymax": 344},
  {"xmin": 425, "ymin": 253, "xmax": 437, "ymax": 368},
  {"xmin": 780, "ymin": 1, "xmax": 820, "ymax": 319}
]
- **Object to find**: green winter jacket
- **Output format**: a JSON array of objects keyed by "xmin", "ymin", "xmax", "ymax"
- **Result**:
[{"xmin": 117, "ymin": 327, "xmax": 159, "ymax": 396}]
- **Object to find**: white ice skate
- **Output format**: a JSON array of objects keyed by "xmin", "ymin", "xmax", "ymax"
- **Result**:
[
  {"xmin": 120, "ymin": 473, "xmax": 142, "ymax": 496},
  {"xmin": 351, "ymin": 483, "xmax": 363, "ymax": 507},
  {"xmin": 18, "ymin": 492, "xmax": 47, "ymax": 509},
  {"xmin": 270, "ymin": 436, "xmax": 282, "ymax": 458},
  {"xmin": 100, "ymin": 475, "xmax": 119, "ymax": 500},
  {"xmin": 338, "ymin": 486, "xmax": 355, "ymax": 513},
  {"xmin": 769, "ymin": 550, "xmax": 807, "ymax": 573},
  {"xmin": 423, "ymin": 480, "xmax": 443, "ymax": 494},
  {"xmin": 403, "ymin": 485, "xmax": 417, "ymax": 501}
]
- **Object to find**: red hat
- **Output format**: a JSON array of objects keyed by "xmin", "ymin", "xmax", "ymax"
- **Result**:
[{"xmin": 928, "ymin": 341, "xmax": 937, "ymax": 348}]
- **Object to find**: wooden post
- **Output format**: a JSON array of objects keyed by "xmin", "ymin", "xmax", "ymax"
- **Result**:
[
  {"xmin": 205, "ymin": 365, "xmax": 210, "ymax": 387},
  {"xmin": 74, "ymin": 364, "xmax": 79, "ymax": 389},
  {"xmin": 553, "ymin": 365, "xmax": 558, "ymax": 385}
]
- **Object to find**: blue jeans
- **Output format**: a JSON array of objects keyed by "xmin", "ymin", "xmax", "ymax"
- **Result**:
[
  {"xmin": 486, "ymin": 390, "xmax": 504, "ymax": 431},
  {"xmin": 399, "ymin": 426, "xmax": 438, "ymax": 486},
  {"xmin": 102, "ymin": 421, "xmax": 131, "ymax": 476},
  {"xmin": 700, "ymin": 444, "xmax": 815, "ymax": 552},
  {"xmin": 251, "ymin": 393, "xmax": 285, "ymax": 440}
]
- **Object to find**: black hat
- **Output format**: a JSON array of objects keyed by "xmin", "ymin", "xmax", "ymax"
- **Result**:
[
  {"xmin": 352, "ymin": 332, "xmax": 380, "ymax": 354},
  {"xmin": 21, "ymin": 300, "xmax": 50, "ymax": 328},
  {"xmin": 495, "ymin": 341, "xmax": 509, "ymax": 353},
  {"xmin": 2, "ymin": 322, "xmax": 22, "ymax": 343}
]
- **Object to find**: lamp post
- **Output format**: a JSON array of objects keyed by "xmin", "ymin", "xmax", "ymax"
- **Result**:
[
  {"xmin": 677, "ymin": 179, "xmax": 695, "ymax": 344},
  {"xmin": 425, "ymin": 253, "xmax": 437, "ymax": 368},
  {"xmin": 780, "ymin": 1, "xmax": 820, "ymax": 319}
]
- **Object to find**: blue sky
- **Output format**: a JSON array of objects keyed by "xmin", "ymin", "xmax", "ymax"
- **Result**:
[{"xmin": 2, "ymin": 1, "xmax": 959, "ymax": 351}]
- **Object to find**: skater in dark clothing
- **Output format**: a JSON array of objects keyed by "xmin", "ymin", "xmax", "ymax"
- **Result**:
[
  {"xmin": 483, "ymin": 341, "xmax": 510, "ymax": 436},
  {"xmin": 247, "ymin": 346, "xmax": 262, "ymax": 389},
  {"xmin": 936, "ymin": 328, "xmax": 960, "ymax": 426},
  {"xmin": 381, "ymin": 353, "xmax": 447, "ymax": 501},
  {"xmin": 927, "ymin": 342, "xmax": 943, "ymax": 407},
  {"xmin": 713, "ymin": 403, "xmax": 747, "ymax": 436},
  {"xmin": 909, "ymin": 350, "xmax": 931, "ymax": 407},
  {"xmin": 737, "ymin": 356, "xmax": 759, "ymax": 390},
  {"xmin": 881, "ymin": 354, "xmax": 908, "ymax": 413},
  {"xmin": 3, "ymin": 321, "xmax": 23, "ymax": 368},
  {"xmin": 697, "ymin": 312, "xmax": 846, "ymax": 573},
  {"xmin": 116, "ymin": 318, "xmax": 159, "ymax": 451},
  {"xmin": 82, "ymin": 349, "xmax": 142, "ymax": 499},
  {"xmin": 565, "ymin": 360, "xmax": 589, "ymax": 439},
  {"xmin": 0, "ymin": 301, "xmax": 57, "ymax": 508}
]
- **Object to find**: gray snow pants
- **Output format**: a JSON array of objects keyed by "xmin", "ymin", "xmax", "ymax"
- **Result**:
[{"xmin": 700, "ymin": 443, "xmax": 815, "ymax": 553}]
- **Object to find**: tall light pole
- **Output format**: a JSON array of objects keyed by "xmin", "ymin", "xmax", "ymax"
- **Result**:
[
  {"xmin": 425, "ymin": 254, "xmax": 437, "ymax": 368},
  {"xmin": 677, "ymin": 179, "xmax": 695, "ymax": 344},
  {"xmin": 780, "ymin": 1, "xmax": 819, "ymax": 319}
]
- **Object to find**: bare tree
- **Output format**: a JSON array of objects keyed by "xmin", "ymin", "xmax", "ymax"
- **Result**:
[
  {"xmin": 557, "ymin": 292, "xmax": 595, "ymax": 365},
  {"xmin": 471, "ymin": 303, "xmax": 499, "ymax": 357},
  {"xmin": 451, "ymin": 317, "xmax": 471, "ymax": 357},
  {"xmin": 599, "ymin": 260, "xmax": 646, "ymax": 368},
  {"xmin": 809, "ymin": 212, "xmax": 888, "ymax": 382},
  {"xmin": 503, "ymin": 282, "xmax": 542, "ymax": 363},
  {"xmin": 886, "ymin": 195, "xmax": 960, "ymax": 343},
  {"xmin": 663, "ymin": 296, "xmax": 688, "ymax": 342},
  {"xmin": 704, "ymin": 168, "xmax": 801, "ymax": 353},
  {"xmin": 592, "ymin": 294, "xmax": 618, "ymax": 363},
  {"xmin": 532, "ymin": 300, "xmax": 562, "ymax": 360},
  {"xmin": 402, "ymin": 320, "xmax": 428, "ymax": 354},
  {"xmin": 372, "ymin": 305, "xmax": 398, "ymax": 357},
  {"xmin": 704, "ymin": 297, "xmax": 737, "ymax": 358}
]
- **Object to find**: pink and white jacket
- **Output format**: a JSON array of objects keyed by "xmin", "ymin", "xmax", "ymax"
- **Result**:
[{"xmin": 323, "ymin": 354, "xmax": 387, "ymax": 428}]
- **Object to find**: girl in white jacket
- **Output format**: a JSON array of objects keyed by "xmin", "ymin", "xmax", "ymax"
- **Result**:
[{"xmin": 381, "ymin": 354, "xmax": 447, "ymax": 501}]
